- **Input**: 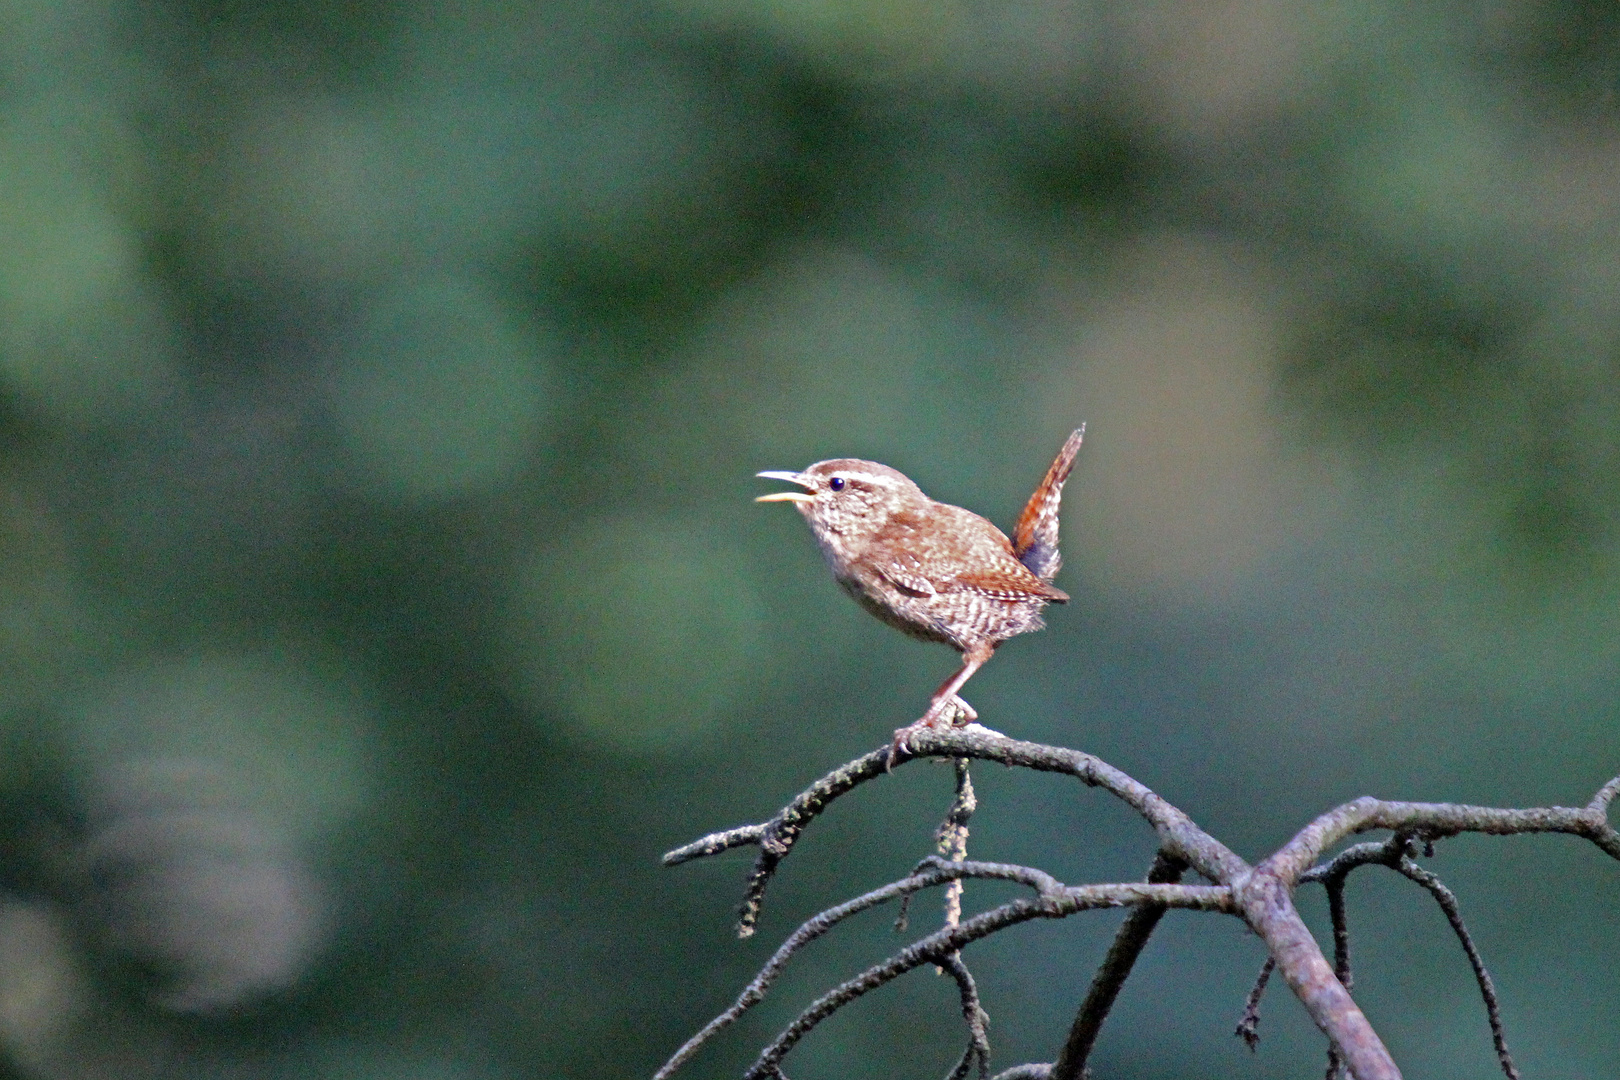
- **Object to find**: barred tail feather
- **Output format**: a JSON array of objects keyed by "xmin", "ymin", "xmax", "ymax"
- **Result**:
[{"xmin": 1013, "ymin": 425, "xmax": 1084, "ymax": 583}]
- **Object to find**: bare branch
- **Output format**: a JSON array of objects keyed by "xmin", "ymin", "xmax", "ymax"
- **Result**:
[
  {"xmin": 896, "ymin": 730, "xmax": 1252, "ymax": 883},
  {"xmin": 1050, "ymin": 851, "xmax": 1188, "ymax": 1080},
  {"xmin": 1294, "ymin": 834, "xmax": 1524, "ymax": 1079},
  {"xmin": 1393, "ymin": 856, "xmax": 1519, "ymax": 1080},
  {"xmin": 1264, "ymin": 792, "xmax": 1620, "ymax": 887},
  {"xmin": 663, "ymin": 730, "xmax": 1620, "ymax": 1080},
  {"xmin": 661, "ymin": 729, "xmax": 1250, "ymax": 937},
  {"xmin": 1590, "ymin": 775, "xmax": 1620, "ymax": 816},
  {"xmin": 1296, "ymin": 833, "xmax": 1516, "ymax": 1080},
  {"xmin": 1235, "ymin": 956, "xmax": 1275, "ymax": 1051},
  {"xmin": 1241, "ymin": 780, "xmax": 1620, "ymax": 1080}
]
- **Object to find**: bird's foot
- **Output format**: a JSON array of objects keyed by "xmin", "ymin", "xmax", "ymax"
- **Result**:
[{"xmin": 887, "ymin": 696, "xmax": 978, "ymax": 770}]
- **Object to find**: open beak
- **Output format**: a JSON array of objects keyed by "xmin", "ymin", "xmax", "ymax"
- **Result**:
[{"xmin": 755, "ymin": 470, "xmax": 815, "ymax": 503}]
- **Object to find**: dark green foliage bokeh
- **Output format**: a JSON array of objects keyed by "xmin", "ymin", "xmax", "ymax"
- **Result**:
[{"xmin": 0, "ymin": 0, "xmax": 1617, "ymax": 1077}]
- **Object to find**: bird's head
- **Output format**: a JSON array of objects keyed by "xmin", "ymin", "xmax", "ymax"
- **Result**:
[{"xmin": 756, "ymin": 459, "xmax": 926, "ymax": 555}]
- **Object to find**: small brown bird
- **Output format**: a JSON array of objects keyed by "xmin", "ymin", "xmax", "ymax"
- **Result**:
[{"xmin": 757, "ymin": 426, "xmax": 1084, "ymax": 758}]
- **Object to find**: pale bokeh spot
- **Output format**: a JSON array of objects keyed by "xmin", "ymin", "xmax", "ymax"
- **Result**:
[
  {"xmin": 84, "ymin": 759, "xmax": 330, "ymax": 1012},
  {"xmin": 668, "ymin": 247, "xmax": 935, "ymax": 462},
  {"xmin": 0, "ymin": 902, "xmax": 85, "ymax": 1074},
  {"xmin": 1113, "ymin": 0, "xmax": 1319, "ymax": 140},
  {"xmin": 1042, "ymin": 237, "xmax": 1340, "ymax": 607}
]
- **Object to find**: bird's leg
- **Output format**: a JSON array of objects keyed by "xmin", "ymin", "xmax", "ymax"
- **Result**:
[
  {"xmin": 921, "ymin": 644, "xmax": 992, "ymax": 725},
  {"xmin": 889, "ymin": 643, "xmax": 994, "ymax": 768}
]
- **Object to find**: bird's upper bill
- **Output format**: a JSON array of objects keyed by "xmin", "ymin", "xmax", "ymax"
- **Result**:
[{"xmin": 755, "ymin": 471, "xmax": 814, "ymax": 503}]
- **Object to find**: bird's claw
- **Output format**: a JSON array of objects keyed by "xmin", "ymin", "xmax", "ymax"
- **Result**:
[{"xmin": 886, "ymin": 728, "xmax": 909, "ymax": 772}]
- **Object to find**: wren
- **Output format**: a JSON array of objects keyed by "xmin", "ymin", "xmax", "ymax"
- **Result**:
[{"xmin": 757, "ymin": 426, "xmax": 1084, "ymax": 760}]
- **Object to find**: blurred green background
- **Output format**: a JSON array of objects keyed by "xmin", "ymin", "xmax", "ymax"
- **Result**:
[{"xmin": 0, "ymin": 0, "xmax": 1618, "ymax": 1077}]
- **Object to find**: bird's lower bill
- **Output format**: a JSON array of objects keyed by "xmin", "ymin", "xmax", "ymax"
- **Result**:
[{"xmin": 755, "ymin": 470, "xmax": 814, "ymax": 503}]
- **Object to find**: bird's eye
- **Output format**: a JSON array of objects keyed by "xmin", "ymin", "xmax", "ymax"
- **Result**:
[{"xmin": 828, "ymin": 476, "xmax": 845, "ymax": 492}]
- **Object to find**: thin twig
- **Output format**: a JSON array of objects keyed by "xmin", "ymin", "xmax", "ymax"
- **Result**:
[
  {"xmin": 740, "ymin": 883, "xmax": 1234, "ymax": 1080},
  {"xmin": 1394, "ymin": 856, "xmax": 1519, "ymax": 1080},
  {"xmin": 1323, "ymin": 876, "xmax": 1351, "ymax": 1080},
  {"xmin": 902, "ymin": 763, "xmax": 980, "ymax": 945},
  {"xmin": 1299, "ymin": 840, "xmax": 1396, "ymax": 887},
  {"xmin": 940, "ymin": 759, "xmax": 977, "ymax": 945},
  {"xmin": 663, "ymin": 824, "xmax": 768, "ymax": 866},
  {"xmin": 1050, "ymin": 851, "xmax": 1187, "ymax": 1080},
  {"xmin": 1326, "ymin": 868, "xmax": 1353, "ymax": 993},
  {"xmin": 654, "ymin": 857, "xmax": 1056, "ymax": 1080},
  {"xmin": 938, "ymin": 952, "xmax": 991, "ymax": 1080},
  {"xmin": 1299, "ymin": 835, "xmax": 1412, "ymax": 1080},
  {"xmin": 1234, "ymin": 956, "xmax": 1275, "ymax": 1051}
]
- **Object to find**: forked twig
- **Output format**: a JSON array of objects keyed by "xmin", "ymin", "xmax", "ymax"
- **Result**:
[
  {"xmin": 653, "ymin": 856, "xmax": 1057, "ymax": 1080},
  {"xmin": 662, "ymin": 748, "xmax": 892, "ymax": 937},
  {"xmin": 1235, "ymin": 956, "xmax": 1275, "ymax": 1051},
  {"xmin": 1293, "ymin": 832, "xmax": 1521, "ymax": 1079},
  {"xmin": 1393, "ymin": 856, "xmax": 1519, "ymax": 1080}
]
